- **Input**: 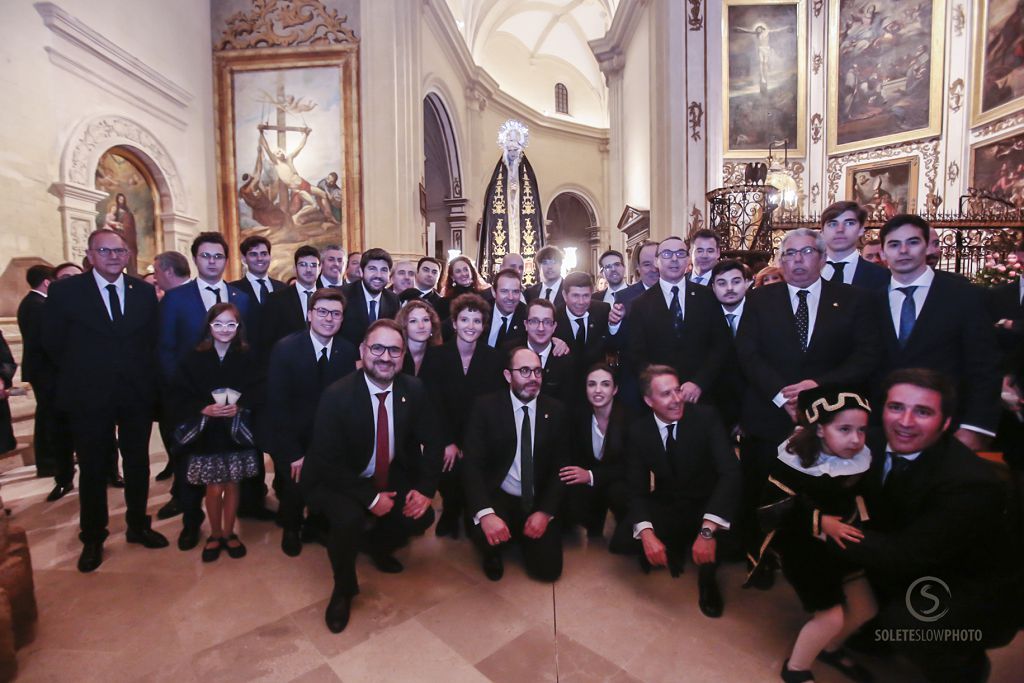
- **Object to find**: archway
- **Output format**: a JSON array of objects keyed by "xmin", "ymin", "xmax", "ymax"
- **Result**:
[
  {"xmin": 423, "ymin": 92, "xmax": 466, "ymax": 258},
  {"xmin": 546, "ymin": 191, "xmax": 598, "ymax": 275}
]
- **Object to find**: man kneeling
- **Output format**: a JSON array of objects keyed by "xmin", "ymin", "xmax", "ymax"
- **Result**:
[
  {"xmin": 301, "ymin": 320, "xmax": 443, "ymax": 633},
  {"xmin": 462, "ymin": 347, "xmax": 570, "ymax": 582},
  {"xmin": 610, "ymin": 365, "xmax": 741, "ymax": 618}
]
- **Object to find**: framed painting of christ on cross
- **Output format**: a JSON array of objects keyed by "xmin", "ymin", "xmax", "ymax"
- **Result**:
[
  {"xmin": 827, "ymin": 0, "xmax": 945, "ymax": 154},
  {"xmin": 214, "ymin": 44, "xmax": 362, "ymax": 281}
]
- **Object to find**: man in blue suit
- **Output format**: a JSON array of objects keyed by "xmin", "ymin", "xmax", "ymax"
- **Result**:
[
  {"xmin": 158, "ymin": 231, "xmax": 253, "ymax": 550},
  {"xmin": 819, "ymin": 201, "xmax": 889, "ymax": 291}
]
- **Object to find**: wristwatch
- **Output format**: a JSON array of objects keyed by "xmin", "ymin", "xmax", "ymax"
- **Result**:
[{"xmin": 699, "ymin": 526, "xmax": 716, "ymax": 540}]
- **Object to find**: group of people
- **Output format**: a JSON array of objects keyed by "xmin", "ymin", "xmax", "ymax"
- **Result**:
[{"xmin": 9, "ymin": 199, "xmax": 1024, "ymax": 683}]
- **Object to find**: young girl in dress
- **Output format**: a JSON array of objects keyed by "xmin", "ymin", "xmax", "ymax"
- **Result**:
[
  {"xmin": 750, "ymin": 387, "xmax": 877, "ymax": 683},
  {"xmin": 173, "ymin": 303, "xmax": 262, "ymax": 563}
]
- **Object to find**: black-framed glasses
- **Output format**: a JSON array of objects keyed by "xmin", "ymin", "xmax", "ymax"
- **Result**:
[
  {"xmin": 600, "ymin": 261, "xmax": 624, "ymax": 271},
  {"xmin": 312, "ymin": 307, "xmax": 343, "ymax": 320},
  {"xmin": 368, "ymin": 343, "xmax": 403, "ymax": 358},
  {"xmin": 511, "ymin": 366, "xmax": 544, "ymax": 378},
  {"xmin": 93, "ymin": 247, "xmax": 128, "ymax": 257},
  {"xmin": 659, "ymin": 249, "xmax": 689, "ymax": 260},
  {"xmin": 525, "ymin": 318, "xmax": 555, "ymax": 328},
  {"xmin": 780, "ymin": 246, "xmax": 822, "ymax": 261},
  {"xmin": 198, "ymin": 252, "xmax": 226, "ymax": 261}
]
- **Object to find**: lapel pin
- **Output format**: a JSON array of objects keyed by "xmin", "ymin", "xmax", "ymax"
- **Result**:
[
  {"xmin": 401, "ymin": 396, "xmax": 406, "ymax": 403},
  {"xmin": 833, "ymin": 302, "xmax": 839, "ymax": 308},
  {"xmin": 544, "ymin": 413, "xmax": 549, "ymax": 419}
]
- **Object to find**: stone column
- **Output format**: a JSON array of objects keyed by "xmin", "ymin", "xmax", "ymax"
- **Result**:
[
  {"xmin": 648, "ymin": 0, "xmax": 687, "ymax": 239},
  {"xmin": 54, "ymin": 184, "xmax": 107, "ymax": 263}
]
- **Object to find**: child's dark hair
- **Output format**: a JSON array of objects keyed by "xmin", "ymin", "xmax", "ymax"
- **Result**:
[{"xmin": 196, "ymin": 302, "xmax": 249, "ymax": 353}]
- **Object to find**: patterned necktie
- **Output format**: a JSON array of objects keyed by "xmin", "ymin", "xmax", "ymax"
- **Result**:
[
  {"xmin": 256, "ymin": 278, "xmax": 269, "ymax": 304},
  {"xmin": 373, "ymin": 391, "xmax": 390, "ymax": 491},
  {"xmin": 520, "ymin": 406, "xmax": 534, "ymax": 511},
  {"xmin": 206, "ymin": 286, "xmax": 222, "ymax": 305},
  {"xmin": 725, "ymin": 313, "xmax": 737, "ymax": 337},
  {"xmin": 827, "ymin": 261, "xmax": 846, "ymax": 283},
  {"xmin": 369, "ymin": 299, "xmax": 378, "ymax": 323},
  {"xmin": 669, "ymin": 286, "xmax": 684, "ymax": 337},
  {"xmin": 106, "ymin": 284, "xmax": 123, "ymax": 322},
  {"xmin": 896, "ymin": 286, "xmax": 918, "ymax": 347},
  {"xmin": 494, "ymin": 316, "xmax": 509, "ymax": 347},
  {"xmin": 795, "ymin": 290, "xmax": 810, "ymax": 352}
]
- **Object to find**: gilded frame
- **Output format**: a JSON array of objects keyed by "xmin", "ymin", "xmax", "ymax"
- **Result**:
[
  {"xmin": 213, "ymin": 45, "xmax": 363, "ymax": 281},
  {"xmin": 827, "ymin": 0, "xmax": 945, "ymax": 154},
  {"xmin": 969, "ymin": 125, "xmax": 1024, "ymax": 193},
  {"xmin": 722, "ymin": 0, "xmax": 806, "ymax": 159},
  {"xmin": 971, "ymin": 1, "xmax": 1024, "ymax": 127},
  {"xmin": 844, "ymin": 156, "xmax": 920, "ymax": 216}
]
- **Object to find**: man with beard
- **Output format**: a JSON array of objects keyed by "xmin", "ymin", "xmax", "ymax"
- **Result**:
[
  {"xmin": 593, "ymin": 249, "xmax": 631, "ymax": 304},
  {"xmin": 709, "ymin": 259, "xmax": 752, "ymax": 432},
  {"xmin": 302, "ymin": 320, "xmax": 442, "ymax": 633},
  {"xmin": 462, "ymin": 347, "xmax": 570, "ymax": 582},
  {"xmin": 344, "ymin": 251, "xmax": 362, "ymax": 284},
  {"xmin": 340, "ymin": 248, "xmax": 400, "ymax": 346}
]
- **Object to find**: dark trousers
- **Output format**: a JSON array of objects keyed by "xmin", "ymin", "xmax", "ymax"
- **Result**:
[
  {"xmin": 469, "ymin": 490, "xmax": 563, "ymax": 582},
  {"xmin": 738, "ymin": 434, "xmax": 779, "ymax": 561},
  {"xmin": 33, "ymin": 390, "xmax": 75, "ymax": 486},
  {"xmin": 610, "ymin": 497, "xmax": 708, "ymax": 562},
  {"xmin": 437, "ymin": 464, "xmax": 464, "ymax": 518},
  {"xmin": 318, "ymin": 489, "xmax": 434, "ymax": 596},
  {"xmin": 272, "ymin": 456, "xmax": 304, "ymax": 532},
  {"xmin": 563, "ymin": 479, "xmax": 628, "ymax": 532},
  {"xmin": 175, "ymin": 446, "xmax": 206, "ymax": 531},
  {"xmin": 238, "ymin": 454, "xmax": 269, "ymax": 513},
  {"xmin": 70, "ymin": 406, "xmax": 153, "ymax": 543}
]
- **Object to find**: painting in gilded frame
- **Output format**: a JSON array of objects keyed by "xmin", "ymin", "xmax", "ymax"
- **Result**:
[
  {"xmin": 94, "ymin": 147, "xmax": 160, "ymax": 276},
  {"xmin": 845, "ymin": 157, "xmax": 920, "ymax": 220},
  {"xmin": 971, "ymin": 128, "xmax": 1024, "ymax": 205},
  {"xmin": 828, "ymin": 0, "xmax": 945, "ymax": 154},
  {"xmin": 723, "ymin": 0, "xmax": 806, "ymax": 158},
  {"xmin": 972, "ymin": 1, "xmax": 1024, "ymax": 127}
]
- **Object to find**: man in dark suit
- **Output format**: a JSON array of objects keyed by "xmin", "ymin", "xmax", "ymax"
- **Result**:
[
  {"xmin": 462, "ymin": 346, "xmax": 570, "ymax": 583},
  {"xmin": 990, "ymin": 238, "xmax": 1024, "ymax": 467},
  {"xmin": 339, "ymin": 248, "xmax": 400, "ymax": 346},
  {"xmin": 344, "ymin": 250, "xmax": 362, "ymax": 284},
  {"xmin": 302, "ymin": 320, "xmax": 442, "ymax": 633},
  {"xmin": 398, "ymin": 256, "xmax": 448, "ymax": 319},
  {"xmin": 837, "ymin": 369, "xmax": 1022, "ymax": 682},
  {"xmin": 610, "ymin": 365, "xmax": 741, "ymax": 618},
  {"xmin": 593, "ymin": 249, "xmax": 630, "ymax": 304},
  {"xmin": 524, "ymin": 245, "xmax": 566, "ymax": 308},
  {"xmin": 158, "ymin": 232, "xmax": 255, "ymax": 547},
  {"xmin": 390, "ymin": 259, "xmax": 416, "ymax": 297},
  {"xmin": 42, "ymin": 229, "xmax": 169, "ymax": 572},
  {"xmin": 874, "ymin": 214, "xmax": 1002, "ymax": 451},
  {"xmin": 151, "ymin": 251, "xmax": 191, "ymax": 484},
  {"xmin": 709, "ymin": 259, "xmax": 752, "ymax": 432},
  {"xmin": 230, "ymin": 235, "xmax": 285, "ymax": 307},
  {"xmin": 266, "ymin": 288, "xmax": 358, "ymax": 557},
  {"xmin": 687, "ymin": 229, "xmax": 721, "ymax": 286},
  {"xmin": 316, "ymin": 244, "xmax": 347, "ymax": 289},
  {"xmin": 554, "ymin": 271, "xmax": 623, "ymax": 397},
  {"xmin": 820, "ymin": 201, "xmax": 889, "ymax": 291},
  {"xmin": 502, "ymin": 299, "xmax": 574, "ymax": 405},
  {"xmin": 627, "ymin": 235, "xmax": 730, "ymax": 406},
  {"xmin": 483, "ymin": 268, "xmax": 527, "ymax": 349},
  {"xmin": 18, "ymin": 264, "xmax": 75, "ymax": 500},
  {"xmin": 262, "ymin": 245, "xmax": 321, "ymax": 352},
  {"xmin": 736, "ymin": 228, "xmax": 879, "ymax": 582}
]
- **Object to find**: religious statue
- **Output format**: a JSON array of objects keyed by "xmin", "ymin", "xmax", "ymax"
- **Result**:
[{"xmin": 478, "ymin": 120, "xmax": 545, "ymax": 284}]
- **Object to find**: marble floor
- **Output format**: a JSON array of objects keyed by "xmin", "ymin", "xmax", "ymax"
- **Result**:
[{"xmin": 2, "ymin": 445, "xmax": 1022, "ymax": 683}]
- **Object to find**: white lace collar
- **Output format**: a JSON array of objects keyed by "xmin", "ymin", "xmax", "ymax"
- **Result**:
[{"xmin": 776, "ymin": 443, "xmax": 871, "ymax": 477}]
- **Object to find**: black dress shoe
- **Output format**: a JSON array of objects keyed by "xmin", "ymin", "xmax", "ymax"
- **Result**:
[
  {"xmin": 435, "ymin": 511, "xmax": 460, "ymax": 539},
  {"xmin": 780, "ymin": 659, "xmax": 815, "ymax": 683},
  {"xmin": 224, "ymin": 533, "xmax": 247, "ymax": 559},
  {"xmin": 697, "ymin": 567, "xmax": 724, "ymax": 618},
  {"xmin": 371, "ymin": 553, "xmax": 403, "ymax": 573},
  {"xmin": 325, "ymin": 588, "xmax": 352, "ymax": 633},
  {"xmin": 126, "ymin": 527, "xmax": 169, "ymax": 549},
  {"xmin": 46, "ymin": 483, "xmax": 74, "ymax": 502},
  {"xmin": 482, "ymin": 554, "xmax": 504, "ymax": 581},
  {"xmin": 154, "ymin": 464, "xmax": 174, "ymax": 482},
  {"xmin": 78, "ymin": 542, "xmax": 103, "ymax": 573},
  {"xmin": 237, "ymin": 505, "xmax": 276, "ymax": 521},
  {"xmin": 156, "ymin": 498, "xmax": 182, "ymax": 520},
  {"xmin": 281, "ymin": 529, "xmax": 302, "ymax": 557},
  {"xmin": 817, "ymin": 647, "xmax": 874, "ymax": 683},
  {"xmin": 667, "ymin": 551, "xmax": 684, "ymax": 578},
  {"xmin": 108, "ymin": 475, "xmax": 125, "ymax": 489},
  {"xmin": 178, "ymin": 525, "xmax": 200, "ymax": 551},
  {"xmin": 744, "ymin": 560, "xmax": 776, "ymax": 590},
  {"xmin": 201, "ymin": 537, "xmax": 223, "ymax": 563},
  {"xmin": 638, "ymin": 554, "xmax": 652, "ymax": 574}
]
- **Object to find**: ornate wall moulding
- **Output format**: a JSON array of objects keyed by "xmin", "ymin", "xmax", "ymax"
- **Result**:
[
  {"xmin": 971, "ymin": 111, "xmax": 1024, "ymax": 140},
  {"xmin": 948, "ymin": 78, "xmax": 965, "ymax": 113},
  {"xmin": 812, "ymin": 53, "xmax": 822, "ymax": 75},
  {"xmin": 811, "ymin": 113, "xmax": 823, "ymax": 144},
  {"xmin": 216, "ymin": 0, "xmax": 359, "ymax": 51},
  {"xmin": 953, "ymin": 4, "xmax": 965, "ymax": 37},
  {"xmin": 688, "ymin": 0, "xmax": 704, "ymax": 31},
  {"xmin": 947, "ymin": 161, "xmax": 960, "ymax": 185},
  {"xmin": 826, "ymin": 139, "xmax": 939, "ymax": 205},
  {"xmin": 688, "ymin": 101, "xmax": 704, "ymax": 142}
]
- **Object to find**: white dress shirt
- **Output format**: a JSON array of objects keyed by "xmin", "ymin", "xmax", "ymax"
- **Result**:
[
  {"xmin": 359, "ymin": 374, "xmax": 395, "ymax": 508},
  {"xmin": 474, "ymin": 391, "xmax": 538, "ymax": 523},
  {"xmin": 540, "ymin": 278, "xmax": 562, "ymax": 301},
  {"xmin": 823, "ymin": 251, "xmax": 860, "ymax": 285},
  {"xmin": 197, "ymin": 279, "xmax": 227, "ymax": 311},
  {"xmin": 488, "ymin": 307, "xmax": 515, "ymax": 347},
  {"xmin": 570, "ymin": 311, "xmax": 589, "ymax": 344},
  {"xmin": 602, "ymin": 283, "xmax": 629, "ymax": 305},
  {"xmin": 310, "ymin": 331, "xmax": 333, "ymax": 362},
  {"xmin": 92, "ymin": 269, "xmax": 125, "ymax": 320},
  {"xmin": 585, "ymin": 415, "xmax": 606, "ymax": 487},
  {"xmin": 294, "ymin": 281, "xmax": 315, "ymax": 310},
  {"xmin": 658, "ymin": 278, "xmax": 687, "ymax": 321},
  {"xmin": 246, "ymin": 271, "xmax": 275, "ymax": 303},
  {"xmin": 690, "ymin": 271, "xmax": 710, "ymax": 286},
  {"xmin": 530, "ymin": 341, "xmax": 554, "ymax": 368},
  {"xmin": 363, "ymin": 284, "xmax": 382, "ymax": 319},
  {"xmin": 722, "ymin": 299, "xmax": 745, "ymax": 335}
]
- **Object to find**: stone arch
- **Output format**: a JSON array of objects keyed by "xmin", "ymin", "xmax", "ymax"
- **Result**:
[
  {"xmin": 422, "ymin": 88, "xmax": 468, "ymax": 257},
  {"xmin": 546, "ymin": 188, "xmax": 601, "ymax": 275}
]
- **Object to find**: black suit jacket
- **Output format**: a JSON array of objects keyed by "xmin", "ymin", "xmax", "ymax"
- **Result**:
[
  {"xmin": 989, "ymin": 277, "xmax": 1023, "ymax": 371},
  {"xmin": 399, "ymin": 288, "xmax": 450, "ymax": 320},
  {"xmin": 872, "ymin": 272, "xmax": 1002, "ymax": 432},
  {"xmin": 849, "ymin": 256, "xmax": 890, "ymax": 292},
  {"xmin": 592, "ymin": 285, "xmax": 642, "ymax": 308},
  {"xmin": 302, "ymin": 371, "xmax": 443, "ymax": 507},
  {"xmin": 497, "ymin": 341, "xmax": 575, "ymax": 406},
  {"xmin": 525, "ymin": 281, "xmax": 565, "ymax": 309},
  {"xmin": 42, "ymin": 272, "xmax": 159, "ymax": 415},
  {"xmin": 420, "ymin": 341, "xmax": 504, "ymax": 447},
  {"xmin": 339, "ymin": 282, "xmax": 400, "ymax": 346},
  {"xmin": 709, "ymin": 306, "xmax": 746, "ymax": 430},
  {"xmin": 16, "ymin": 290, "xmax": 48, "ymax": 386},
  {"xmin": 627, "ymin": 280, "xmax": 729, "ymax": 392},
  {"xmin": 229, "ymin": 275, "xmax": 286, "ymax": 306},
  {"xmin": 230, "ymin": 275, "xmax": 285, "ymax": 356},
  {"xmin": 261, "ymin": 286, "xmax": 310, "ymax": 354},
  {"xmin": 462, "ymin": 391, "xmax": 570, "ymax": 517},
  {"xmin": 554, "ymin": 300, "xmax": 621, "ymax": 370},
  {"xmin": 736, "ymin": 279, "xmax": 879, "ymax": 441},
  {"xmin": 0, "ymin": 332, "xmax": 16, "ymax": 454},
  {"xmin": 623, "ymin": 405, "xmax": 741, "ymax": 527},
  {"xmin": 574, "ymin": 400, "xmax": 629, "ymax": 489},
  {"xmin": 265, "ymin": 330, "xmax": 358, "ymax": 462}
]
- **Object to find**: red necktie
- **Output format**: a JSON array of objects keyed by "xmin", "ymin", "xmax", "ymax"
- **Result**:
[{"xmin": 374, "ymin": 391, "xmax": 390, "ymax": 491}]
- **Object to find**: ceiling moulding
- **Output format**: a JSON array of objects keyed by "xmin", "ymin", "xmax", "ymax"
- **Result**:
[
  {"xmin": 425, "ymin": 0, "xmax": 610, "ymax": 142},
  {"xmin": 589, "ymin": 0, "xmax": 648, "ymax": 71},
  {"xmin": 36, "ymin": 2, "xmax": 194, "ymax": 125}
]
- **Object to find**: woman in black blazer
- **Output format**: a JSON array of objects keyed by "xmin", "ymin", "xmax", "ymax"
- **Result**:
[
  {"xmin": 441, "ymin": 256, "xmax": 488, "ymax": 301},
  {"xmin": 420, "ymin": 294, "xmax": 503, "ymax": 537},
  {"xmin": 396, "ymin": 299, "xmax": 441, "ymax": 376},
  {"xmin": 559, "ymin": 363, "xmax": 630, "ymax": 538},
  {"xmin": 172, "ymin": 303, "xmax": 264, "ymax": 562}
]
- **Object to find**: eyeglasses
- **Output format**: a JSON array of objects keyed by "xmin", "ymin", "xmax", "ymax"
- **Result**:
[
  {"xmin": 312, "ymin": 307, "xmax": 343, "ymax": 320},
  {"xmin": 510, "ymin": 366, "xmax": 544, "ymax": 378},
  {"xmin": 296, "ymin": 261, "xmax": 319, "ymax": 269},
  {"xmin": 199, "ymin": 252, "xmax": 226, "ymax": 261},
  {"xmin": 659, "ymin": 249, "xmax": 689, "ymax": 260},
  {"xmin": 780, "ymin": 246, "xmax": 822, "ymax": 261},
  {"xmin": 538, "ymin": 259, "xmax": 559, "ymax": 266},
  {"xmin": 600, "ymin": 262, "xmax": 624, "ymax": 271},
  {"xmin": 368, "ymin": 343, "xmax": 403, "ymax": 358},
  {"xmin": 526, "ymin": 318, "xmax": 555, "ymax": 328},
  {"xmin": 210, "ymin": 322, "xmax": 238, "ymax": 331},
  {"xmin": 93, "ymin": 247, "xmax": 128, "ymax": 257}
]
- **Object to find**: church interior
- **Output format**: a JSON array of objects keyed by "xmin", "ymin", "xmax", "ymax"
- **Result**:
[{"xmin": 1, "ymin": 0, "xmax": 1023, "ymax": 681}]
